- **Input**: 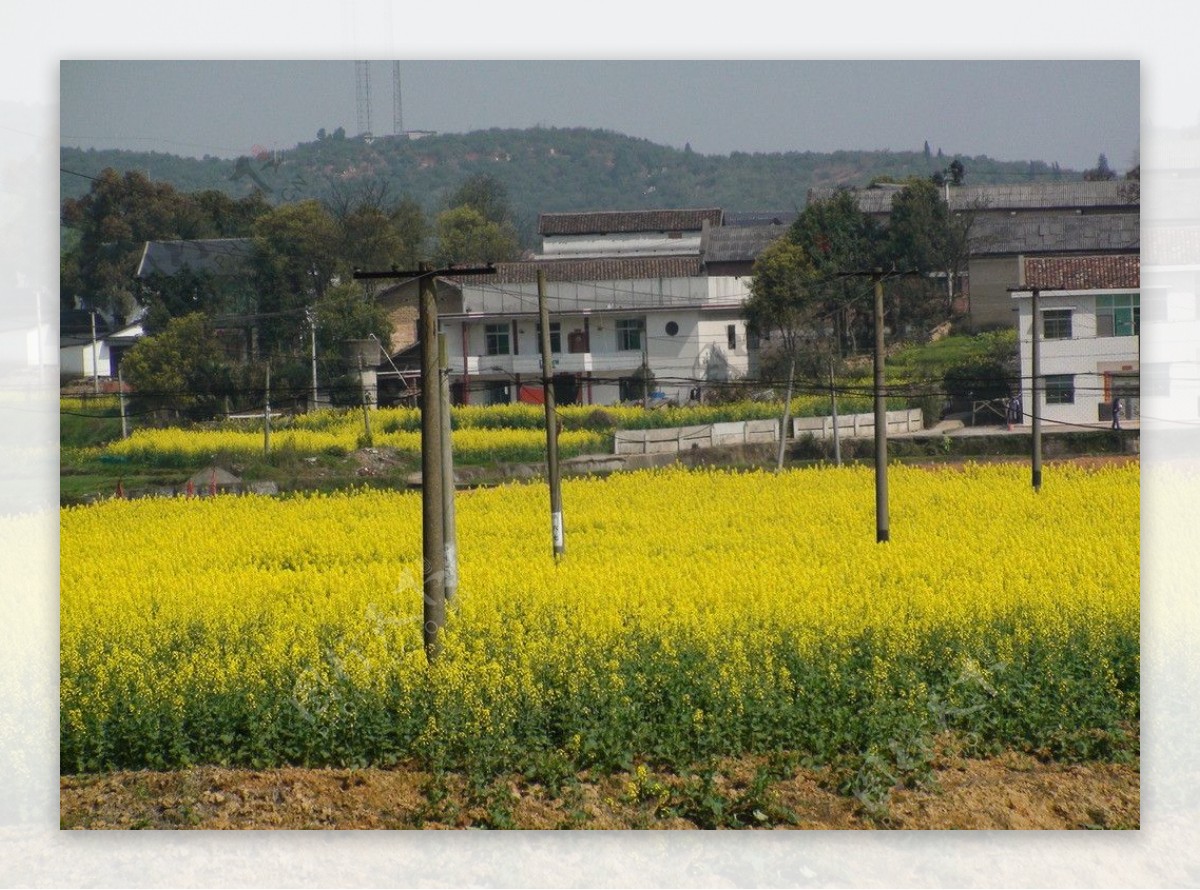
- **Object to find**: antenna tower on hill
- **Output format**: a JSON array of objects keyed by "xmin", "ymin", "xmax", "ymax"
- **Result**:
[{"xmin": 355, "ymin": 60, "xmax": 373, "ymax": 143}]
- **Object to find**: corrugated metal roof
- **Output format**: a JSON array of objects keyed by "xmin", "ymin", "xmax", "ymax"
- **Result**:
[
  {"xmin": 1024, "ymin": 255, "xmax": 1140, "ymax": 289},
  {"xmin": 701, "ymin": 224, "xmax": 790, "ymax": 263},
  {"xmin": 807, "ymin": 181, "xmax": 1139, "ymax": 214},
  {"xmin": 136, "ymin": 239, "xmax": 255, "ymax": 278},
  {"xmin": 969, "ymin": 212, "xmax": 1140, "ymax": 256},
  {"xmin": 538, "ymin": 208, "xmax": 723, "ymax": 236}
]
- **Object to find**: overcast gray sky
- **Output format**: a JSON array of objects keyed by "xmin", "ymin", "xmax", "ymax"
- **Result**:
[{"xmin": 59, "ymin": 60, "xmax": 1139, "ymax": 172}]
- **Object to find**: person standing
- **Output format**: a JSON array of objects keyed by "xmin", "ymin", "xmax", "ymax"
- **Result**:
[{"xmin": 1111, "ymin": 395, "xmax": 1122, "ymax": 430}]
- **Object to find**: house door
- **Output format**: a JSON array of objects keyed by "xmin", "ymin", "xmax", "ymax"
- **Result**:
[{"xmin": 1103, "ymin": 372, "xmax": 1140, "ymax": 421}]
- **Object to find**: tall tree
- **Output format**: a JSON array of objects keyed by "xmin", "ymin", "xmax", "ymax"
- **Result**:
[
  {"xmin": 251, "ymin": 200, "xmax": 342, "ymax": 356},
  {"xmin": 448, "ymin": 173, "xmax": 513, "ymax": 226},
  {"xmin": 745, "ymin": 238, "xmax": 821, "ymax": 469},
  {"xmin": 788, "ymin": 189, "xmax": 882, "ymax": 355}
]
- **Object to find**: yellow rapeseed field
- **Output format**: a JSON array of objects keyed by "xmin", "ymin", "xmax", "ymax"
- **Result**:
[{"xmin": 60, "ymin": 462, "xmax": 1139, "ymax": 783}]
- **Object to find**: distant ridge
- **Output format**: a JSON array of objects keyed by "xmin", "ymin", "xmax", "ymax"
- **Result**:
[{"xmin": 61, "ymin": 126, "xmax": 1087, "ymax": 248}]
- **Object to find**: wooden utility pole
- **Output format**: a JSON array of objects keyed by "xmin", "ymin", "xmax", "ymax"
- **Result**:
[
  {"xmin": 538, "ymin": 269, "xmax": 565, "ymax": 560},
  {"xmin": 307, "ymin": 307, "xmax": 320, "ymax": 412},
  {"xmin": 640, "ymin": 323, "xmax": 650, "ymax": 410},
  {"xmin": 1030, "ymin": 286, "xmax": 1042, "ymax": 492},
  {"xmin": 439, "ymin": 332, "xmax": 458, "ymax": 600},
  {"xmin": 359, "ymin": 356, "xmax": 373, "ymax": 447},
  {"xmin": 353, "ymin": 261, "xmax": 494, "ymax": 662},
  {"xmin": 872, "ymin": 270, "xmax": 889, "ymax": 543},
  {"xmin": 829, "ymin": 356, "xmax": 841, "ymax": 466},
  {"xmin": 418, "ymin": 263, "xmax": 446, "ymax": 659},
  {"xmin": 263, "ymin": 362, "xmax": 271, "ymax": 456},
  {"xmin": 118, "ymin": 367, "xmax": 128, "ymax": 439}
]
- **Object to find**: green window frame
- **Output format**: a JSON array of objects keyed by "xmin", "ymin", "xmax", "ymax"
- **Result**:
[{"xmin": 1096, "ymin": 293, "xmax": 1140, "ymax": 337}]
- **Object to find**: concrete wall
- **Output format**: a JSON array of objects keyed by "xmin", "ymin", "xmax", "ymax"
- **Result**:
[
  {"xmin": 614, "ymin": 419, "xmax": 779, "ymax": 454},
  {"xmin": 792, "ymin": 408, "xmax": 925, "ymax": 439},
  {"xmin": 966, "ymin": 255, "xmax": 1022, "ymax": 330},
  {"xmin": 59, "ymin": 341, "xmax": 111, "ymax": 378}
]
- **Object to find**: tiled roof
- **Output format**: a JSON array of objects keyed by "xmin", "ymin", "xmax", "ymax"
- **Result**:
[
  {"xmin": 701, "ymin": 224, "xmax": 790, "ymax": 263},
  {"xmin": 1024, "ymin": 255, "xmax": 1140, "ymax": 289},
  {"xmin": 539, "ymin": 208, "xmax": 723, "ymax": 236},
  {"xmin": 969, "ymin": 212, "xmax": 1139, "ymax": 256},
  {"xmin": 807, "ymin": 181, "xmax": 1138, "ymax": 214},
  {"xmin": 136, "ymin": 238, "xmax": 255, "ymax": 278},
  {"xmin": 451, "ymin": 256, "xmax": 704, "ymax": 285}
]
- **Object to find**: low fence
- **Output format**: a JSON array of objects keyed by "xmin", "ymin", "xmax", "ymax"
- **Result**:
[
  {"xmin": 613, "ymin": 410, "xmax": 924, "ymax": 456},
  {"xmin": 792, "ymin": 408, "xmax": 924, "ymax": 440},
  {"xmin": 614, "ymin": 419, "xmax": 779, "ymax": 455}
]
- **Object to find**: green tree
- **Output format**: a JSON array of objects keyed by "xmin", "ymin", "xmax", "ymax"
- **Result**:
[
  {"xmin": 323, "ymin": 179, "xmax": 429, "ymax": 279},
  {"xmin": 251, "ymin": 200, "xmax": 341, "ymax": 355},
  {"xmin": 448, "ymin": 173, "xmax": 513, "ymax": 226},
  {"xmin": 312, "ymin": 282, "xmax": 394, "ymax": 406},
  {"xmin": 887, "ymin": 178, "xmax": 975, "ymax": 325},
  {"xmin": 121, "ymin": 312, "xmax": 234, "ymax": 420},
  {"xmin": 60, "ymin": 169, "xmax": 269, "ymax": 322},
  {"xmin": 60, "ymin": 169, "xmax": 190, "ymax": 319},
  {"xmin": 788, "ymin": 189, "xmax": 882, "ymax": 355},
  {"xmin": 433, "ymin": 205, "xmax": 520, "ymax": 266}
]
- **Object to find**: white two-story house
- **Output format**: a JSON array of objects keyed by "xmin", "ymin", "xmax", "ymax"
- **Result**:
[
  {"xmin": 1012, "ymin": 255, "xmax": 1140, "ymax": 427},
  {"xmin": 440, "ymin": 254, "xmax": 752, "ymax": 406}
]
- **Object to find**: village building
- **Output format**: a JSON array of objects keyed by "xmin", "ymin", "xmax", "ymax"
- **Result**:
[{"xmin": 1011, "ymin": 255, "xmax": 1140, "ymax": 427}]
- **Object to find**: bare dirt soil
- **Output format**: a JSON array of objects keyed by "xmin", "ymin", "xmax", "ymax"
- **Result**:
[{"xmin": 60, "ymin": 746, "xmax": 1139, "ymax": 830}]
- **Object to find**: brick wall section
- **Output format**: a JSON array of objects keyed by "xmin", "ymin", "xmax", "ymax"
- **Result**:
[{"xmin": 1024, "ymin": 255, "xmax": 1140, "ymax": 289}]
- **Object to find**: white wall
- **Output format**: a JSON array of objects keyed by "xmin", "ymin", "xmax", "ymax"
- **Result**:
[
  {"xmin": 539, "ymin": 232, "xmax": 703, "ymax": 259},
  {"xmin": 59, "ymin": 341, "xmax": 111, "ymax": 378}
]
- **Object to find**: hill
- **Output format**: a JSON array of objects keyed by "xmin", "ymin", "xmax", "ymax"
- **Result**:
[{"xmin": 61, "ymin": 127, "xmax": 1079, "ymax": 248}]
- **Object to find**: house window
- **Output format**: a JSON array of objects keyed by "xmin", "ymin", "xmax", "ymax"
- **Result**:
[
  {"xmin": 616, "ymin": 318, "xmax": 643, "ymax": 351},
  {"xmin": 536, "ymin": 322, "xmax": 561, "ymax": 353},
  {"xmin": 1044, "ymin": 374, "xmax": 1075, "ymax": 404},
  {"xmin": 1042, "ymin": 310, "xmax": 1072, "ymax": 340},
  {"xmin": 485, "ymin": 323, "xmax": 510, "ymax": 356},
  {"xmin": 1096, "ymin": 294, "xmax": 1140, "ymax": 337},
  {"xmin": 727, "ymin": 324, "xmax": 737, "ymax": 351}
]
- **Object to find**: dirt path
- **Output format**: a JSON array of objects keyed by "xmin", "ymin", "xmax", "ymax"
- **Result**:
[{"xmin": 60, "ymin": 748, "xmax": 1139, "ymax": 830}]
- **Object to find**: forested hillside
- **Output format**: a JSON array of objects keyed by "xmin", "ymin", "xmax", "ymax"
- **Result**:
[{"xmin": 62, "ymin": 127, "xmax": 1078, "ymax": 249}]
